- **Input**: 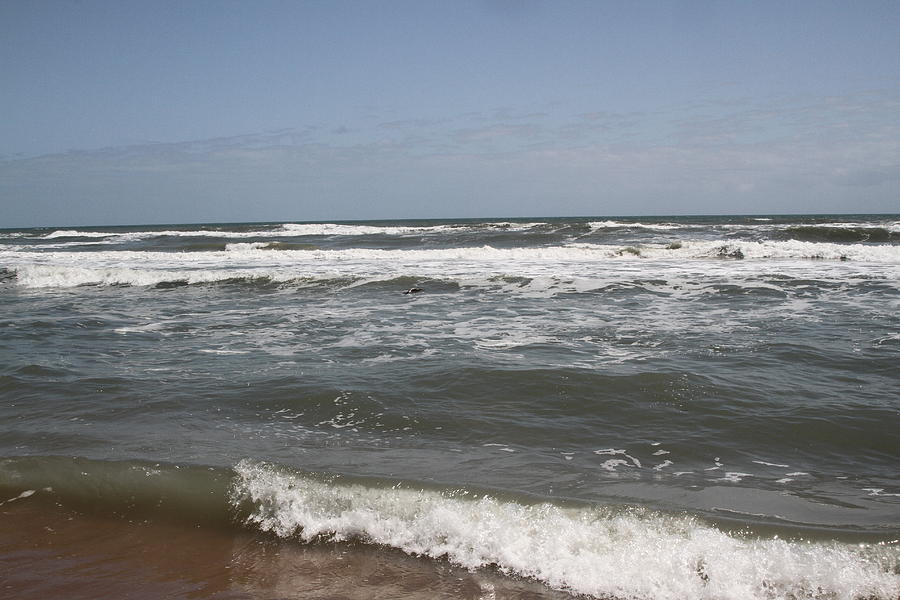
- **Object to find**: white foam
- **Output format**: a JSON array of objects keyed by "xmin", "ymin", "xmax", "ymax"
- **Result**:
[
  {"xmin": 473, "ymin": 333, "xmax": 556, "ymax": 349},
  {"xmin": 863, "ymin": 489, "xmax": 900, "ymax": 498},
  {"xmin": 5, "ymin": 238, "xmax": 900, "ymax": 290},
  {"xmin": 589, "ymin": 221, "xmax": 684, "ymax": 230},
  {"xmin": 720, "ymin": 472, "xmax": 753, "ymax": 483},
  {"xmin": 786, "ymin": 221, "xmax": 900, "ymax": 233},
  {"xmin": 42, "ymin": 229, "xmax": 115, "ymax": 239},
  {"xmin": 593, "ymin": 449, "xmax": 642, "ymax": 468},
  {"xmin": 279, "ymin": 222, "xmax": 545, "ymax": 236},
  {"xmin": 600, "ymin": 459, "xmax": 632, "ymax": 472},
  {"xmin": 224, "ymin": 242, "xmax": 276, "ymax": 252},
  {"xmin": 231, "ymin": 461, "xmax": 899, "ymax": 600},
  {"xmin": 39, "ymin": 224, "xmax": 434, "ymax": 241},
  {"xmin": 31, "ymin": 221, "xmax": 553, "ymax": 243},
  {"xmin": 11, "ymin": 264, "xmax": 230, "ymax": 288},
  {"xmin": 280, "ymin": 223, "xmax": 449, "ymax": 236},
  {"xmin": 113, "ymin": 323, "xmax": 165, "ymax": 335},
  {"xmin": 642, "ymin": 239, "xmax": 900, "ymax": 262},
  {"xmin": 30, "ymin": 240, "xmax": 124, "ymax": 250}
]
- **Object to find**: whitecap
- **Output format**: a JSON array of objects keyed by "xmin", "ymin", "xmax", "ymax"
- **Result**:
[{"xmin": 232, "ymin": 460, "xmax": 900, "ymax": 600}]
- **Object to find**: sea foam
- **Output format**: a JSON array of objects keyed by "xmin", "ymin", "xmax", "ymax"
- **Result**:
[
  {"xmin": 34, "ymin": 221, "xmax": 541, "ymax": 242},
  {"xmin": 5, "ymin": 239, "xmax": 900, "ymax": 289},
  {"xmin": 231, "ymin": 460, "xmax": 899, "ymax": 600}
]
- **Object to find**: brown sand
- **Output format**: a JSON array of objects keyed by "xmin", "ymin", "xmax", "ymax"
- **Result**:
[{"xmin": 0, "ymin": 498, "xmax": 573, "ymax": 600}]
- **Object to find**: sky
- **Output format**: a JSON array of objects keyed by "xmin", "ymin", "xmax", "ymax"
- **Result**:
[{"xmin": 1, "ymin": 0, "xmax": 899, "ymax": 227}]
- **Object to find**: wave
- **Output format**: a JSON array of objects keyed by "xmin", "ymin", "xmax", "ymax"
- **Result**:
[
  {"xmin": 3, "ymin": 239, "xmax": 899, "ymax": 288},
  {"xmin": 218, "ymin": 240, "xmax": 898, "ymax": 262},
  {"xmin": 580, "ymin": 240, "xmax": 900, "ymax": 261},
  {"xmin": 783, "ymin": 225, "xmax": 898, "ymax": 243},
  {"xmin": 33, "ymin": 221, "xmax": 548, "ymax": 242},
  {"xmin": 225, "ymin": 241, "xmax": 320, "ymax": 252},
  {"xmin": 280, "ymin": 221, "xmax": 546, "ymax": 235},
  {"xmin": 589, "ymin": 220, "xmax": 685, "ymax": 230},
  {"xmin": 5, "ymin": 265, "xmax": 470, "ymax": 291},
  {"xmin": 41, "ymin": 229, "xmax": 118, "ymax": 239},
  {"xmin": 13, "ymin": 239, "xmax": 900, "ymax": 264},
  {"xmin": 22, "ymin": 219, "xmax": 900, "ymax": 245},
  {"xmin": 39, "ymin": 227, "xmax": 291, "ymax": 241},
  {"xmin": 583, "ymin": 219, "xmax": 900, "ymax": 240},
  {"xmin": 233, "ymin": 460, "xmax": 899, "ymax": 600},
  {"xmin": 280, "ymin": 223, "xmax": 451, "ymax": 235},
  {"xmin": 0, "ymin": 456, "xmax": 896, "ymax": 600},
  {"xmin": 8, "ymin": 264, "xmax": 233, "ymax": 288}
]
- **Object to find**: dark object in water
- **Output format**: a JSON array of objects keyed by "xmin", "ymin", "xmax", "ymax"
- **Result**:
[
  {"xmin": 716, "ymin": 246, "xmax": 745, "ymax": 259},
  {"xmin": 403, "ymin": 287, "xmax": 423, "ymax": 295}
]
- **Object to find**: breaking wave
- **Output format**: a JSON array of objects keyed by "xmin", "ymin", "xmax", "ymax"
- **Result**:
[
  {"xmin": 231, "ymin": 460, "xmax": 899, "ymax": 600},
  {"xmin": 4, "ymin": 239, "xmax": 899, "ymax": 289},
  {"xmin": 1, "ymin": 456, "xmax": 896, "ymax": 600},
  {"xmin": 783, "ymin": 225, "xmax": 898, "ymax": 244},
  {"xmin": 32, "ymin": 221, "xmax": 547, "ymax": 242},
  {"xmin": 589, "ymin": 220, "xmax": 685, "ymax": 230}
]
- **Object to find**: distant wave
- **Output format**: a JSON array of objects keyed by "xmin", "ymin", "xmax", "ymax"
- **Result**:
[
  {"xmin": 783, "ymin": 225, "xmax": 898, "ymax": 243},
  {"xmin": 225, "ymin": 241, "xmax": 320, "ymax": 251},
  {"xmin": 219, "ymin": 238, "xmax": 899, "ymax": 262},
  {"xmin": 583, "ymin": 219, "xmax": 900, "ymax": 239},
  {"xmin": 280, "ymin": 223, "xmax": 451, "ymax": 235},
  {"xmin": 33, "ymin": 221, "xmax": 548, "ymax": 242},
  {"xmin": 589, "ymin": 220, "xmax": 685, "ymax": 230},
  {"xmin": 281, "ymin": 221, "xmax": 546, "ymax": 235},
  {"xmin": 42, "ymin": 229, "xmax": 117, "ymax": 239},
  {"xmin": 4, "ymin": 240, "xmax": 899, "ymax": 288},
  {"xmin": 15, "ymin": 219, "xmax": 900, "ymax": 243}
]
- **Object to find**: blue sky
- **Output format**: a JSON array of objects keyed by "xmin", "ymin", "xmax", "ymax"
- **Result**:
[{"xmin": 2, "ymin": 0, "xmax": 899, "ymax": 226}]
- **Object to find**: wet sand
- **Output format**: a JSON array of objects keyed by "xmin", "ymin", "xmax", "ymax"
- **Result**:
[{"xmin": 0, "ymin": 499, "xmax": 571, "ymax": 600}]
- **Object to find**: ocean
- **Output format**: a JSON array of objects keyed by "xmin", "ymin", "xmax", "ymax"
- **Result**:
[{"xmin": 0, "ymin": 214, "xmax": 897, "ymax": 599}]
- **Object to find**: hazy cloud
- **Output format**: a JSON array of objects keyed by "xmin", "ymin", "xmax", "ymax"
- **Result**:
[{"xmin": 3, "ymin": 90, "xmax": 898, "ymax": 226}]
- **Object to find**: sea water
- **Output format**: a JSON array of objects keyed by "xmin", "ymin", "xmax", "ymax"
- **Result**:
[{"xmin": 0, "ymin": 215, "xmax": 898, "ymax": 599}]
